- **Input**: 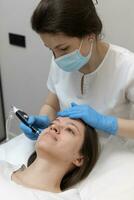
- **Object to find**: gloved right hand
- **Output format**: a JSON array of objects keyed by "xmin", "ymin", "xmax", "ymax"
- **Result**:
[{"xmin": 20, "ymin": 115, "xmax": 51, "ymax": 140}]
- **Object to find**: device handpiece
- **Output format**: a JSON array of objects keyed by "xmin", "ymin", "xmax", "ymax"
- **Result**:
[{"xmin": 12, "ymin": 106, "xmax": 40, "ymax": 135}]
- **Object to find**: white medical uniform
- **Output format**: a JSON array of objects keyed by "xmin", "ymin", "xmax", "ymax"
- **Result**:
[
  {"xmin": 0, "ymin": 160, "xmax": 81, "ymax": 200},
  {"xmin": 47, "ymin": 44, "xmax": 134, "ymax": 141}
]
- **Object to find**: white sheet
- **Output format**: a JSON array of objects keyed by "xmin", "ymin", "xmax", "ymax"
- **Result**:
[
  {"xmin": 0, "ymin": 134, "xmax": 134, "ymax": 200},
  {"xmin": 0, "ymin": 134, "xmax": 35, "ymax": 165},
  {"xmin": 0, "ymin": 160, "xmax": 81, "ymax": 200}
]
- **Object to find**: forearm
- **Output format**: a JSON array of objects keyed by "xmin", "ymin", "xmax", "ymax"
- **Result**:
[
  {"xmin": 118, "ymin": 118, "xmax": 134, "ymax": 138},
  {"xmin": 39, "ymin": 104, "xmax": 57, "ymax": 121},
  {"xmin": 39, "ymin": 91, "xmax": 60, "ymax": 121}
]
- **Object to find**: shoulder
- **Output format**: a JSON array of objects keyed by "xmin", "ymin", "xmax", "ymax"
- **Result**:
[
  {"xmin": 108, "ymin": 44, "xmax": 134, "ymax": 87},
  {"xmin": 109, "ymin": 44, "xmax": 134, "ymax": 64},
  {"xmin": 103, "ymin": 44, "xmax": 134, "ymax": 76}
]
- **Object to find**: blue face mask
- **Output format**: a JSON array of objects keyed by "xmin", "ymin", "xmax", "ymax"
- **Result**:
[{"xmin": 54, "ymin": 39, "xmax": 93, "ymax": 72}]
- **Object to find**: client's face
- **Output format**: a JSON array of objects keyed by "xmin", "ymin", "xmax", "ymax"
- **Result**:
[{"xmin": 36, "ymin": 117, "xmax": 85, "ymax": 167}]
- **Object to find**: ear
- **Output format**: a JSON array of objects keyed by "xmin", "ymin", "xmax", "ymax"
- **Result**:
[
  {"xmin": 87, "ymin": 34, "xmax": 96, "ymax": 41},
  {"xmin": 72, "ymin": 155, "xmax": 84, "ymax": 167}
]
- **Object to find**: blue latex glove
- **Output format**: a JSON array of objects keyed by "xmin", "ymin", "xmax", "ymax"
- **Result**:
[
  {"xmin": 20, "ymin": 115, "xmax": 51, "ymax": 140},
  {"xmin": 57, "ymin": 102, "xmax": 118, "ymax": 135}
]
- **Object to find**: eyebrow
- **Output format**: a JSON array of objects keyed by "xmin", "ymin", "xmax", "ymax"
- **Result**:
[
  {"xmin": 65, "ymin": 122, "xmax": 80, "ymax": 134},
  {"xmin": 54, "ymin": 118, "xmax": 80, "ymax": 134},
  {"xmin": 44, "ymin": 43, "xmax": 67, "ymax": 49}
]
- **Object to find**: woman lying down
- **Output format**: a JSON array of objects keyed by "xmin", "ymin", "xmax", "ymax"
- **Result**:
[{"xmin": 0, "ymin": 117, "xmax": 99, "ymax": 200}]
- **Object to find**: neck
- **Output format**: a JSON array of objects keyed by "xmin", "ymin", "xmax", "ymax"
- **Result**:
[
  {"xmin": 79, "ymin": 40, "xmax": 109, "ymax": 74},
  {"xmin": 12, "ymin": 157, "xmax": 69, "ymax": 193}
]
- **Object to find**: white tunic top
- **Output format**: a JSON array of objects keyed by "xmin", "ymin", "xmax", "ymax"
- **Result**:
[
  {"xmin": 47, "ymin": 44, "xmax": 134, "ymax": 120},
  {"xmin": 0, "ymin": 160, "xmax": 81, "ymax": 200}
]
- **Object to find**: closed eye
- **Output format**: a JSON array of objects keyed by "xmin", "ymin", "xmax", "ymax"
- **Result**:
[
  {"xmin": 60, "ymin": 46, "xmax": 69, "ymax": 51},
  {"xmin": 66, "ymin": 127, "xmax": 75, "ymax": 135}
]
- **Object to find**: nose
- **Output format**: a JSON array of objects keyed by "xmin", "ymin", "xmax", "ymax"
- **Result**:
[
  {"xmin": 50, "ymin": 124, "xmax": 60, "ymax": 134},
  {"xmin": 52, "ymin": 50, "xmax": 58, "ymax": 59}
]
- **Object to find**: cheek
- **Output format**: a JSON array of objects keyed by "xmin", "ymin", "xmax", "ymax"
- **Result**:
[{"xmin": 57, "ymin": 137, "xmax": 82, "ymax": 158}]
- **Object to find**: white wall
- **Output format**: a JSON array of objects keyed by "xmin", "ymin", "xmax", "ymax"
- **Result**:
[
  {"xmin": 97, "ymin": 0, "xmax": 134, "ymax": 51},
  {"xmin": 0, "ymin": 0, "xmax": 51, "ymax": 119},
  {"xmin": 0, "ymin": 0, "xmax": 134, "ymax": 135}
]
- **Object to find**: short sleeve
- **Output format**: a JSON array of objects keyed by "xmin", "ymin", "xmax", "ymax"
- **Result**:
[{"xmin": 47, "ymin": 57, "xmax": 59, "ymax": 94}]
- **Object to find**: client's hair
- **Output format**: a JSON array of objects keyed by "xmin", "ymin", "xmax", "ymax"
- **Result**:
[{"xmin": 27, "ymin": 121, "xmax": 99, "ymax": 190}]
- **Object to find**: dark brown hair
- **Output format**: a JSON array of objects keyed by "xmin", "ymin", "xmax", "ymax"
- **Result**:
[
  {"xmin": 27, "ymin": 122, "xmax": 99, "ymax": 190},
  {"xmin": 31, "ymin": 0, "xmax": 102, "ymax": 37}
]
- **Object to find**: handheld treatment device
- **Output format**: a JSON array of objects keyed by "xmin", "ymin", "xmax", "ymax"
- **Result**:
[{"xmin": 12, "ymin": 106, "xmax": 40, "ymax": 135}]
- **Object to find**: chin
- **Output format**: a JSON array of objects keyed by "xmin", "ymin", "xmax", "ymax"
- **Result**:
[{"xmin": 36, "ymin": 135, "xmax": 55, "ymax": 154}]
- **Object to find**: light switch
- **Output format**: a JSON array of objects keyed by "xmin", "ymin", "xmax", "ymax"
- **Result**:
[{"xmin": 9, "ymin": 33, "xmax": 26, "ymax": 48}]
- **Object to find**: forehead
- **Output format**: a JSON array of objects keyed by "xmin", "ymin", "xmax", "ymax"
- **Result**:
[
  {"xmin": 40, "ymin": 33, "xmax": 79, "ymax": 48},
  {"xmin": 54, "ymin": 117, "xmax": 85, "ymax": 134}
]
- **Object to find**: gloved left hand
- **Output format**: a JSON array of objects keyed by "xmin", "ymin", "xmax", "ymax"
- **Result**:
[{"xmin": 57, "ymin": 102, "xmax": 118, "ymax": 135}]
